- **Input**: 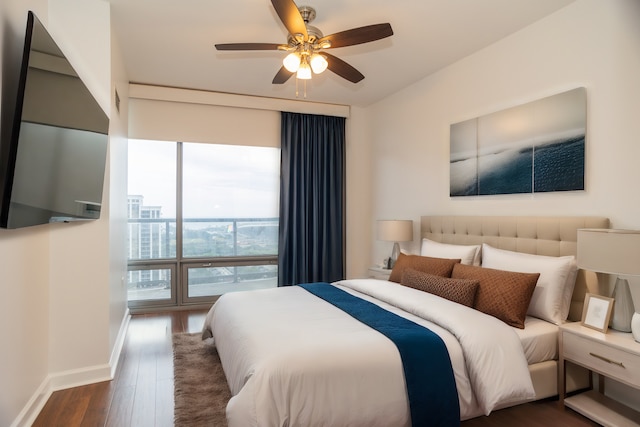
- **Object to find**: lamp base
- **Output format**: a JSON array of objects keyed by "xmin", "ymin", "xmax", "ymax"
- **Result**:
[
  {"xmin": 389, "ymin": 242, "xmax": 401, "ymax": 268},
  {"xmin": 632, "ymin": 313, "xmax": 640, "ymax": 343},
  {"xmin": 610, "ymin": 277, "xmax": 635, "ymax": 332}
]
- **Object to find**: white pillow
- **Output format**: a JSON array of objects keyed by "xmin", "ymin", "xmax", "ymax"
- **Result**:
[
  {"xmin": 480, "ymin": 244, "xmax": 578, "ymax": 325},
  {"xmin": 420, "ymin": 238, "xmax": 481, "ymax": 266}
]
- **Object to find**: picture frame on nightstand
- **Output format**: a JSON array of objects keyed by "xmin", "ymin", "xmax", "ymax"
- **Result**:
[{"xmin": 581, "ymin": 293, "xmax": 614, "ymax": 332}]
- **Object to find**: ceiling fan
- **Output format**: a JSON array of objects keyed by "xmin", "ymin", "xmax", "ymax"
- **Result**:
[{"xmin": 215, "ymin": 0, "xmax": 393, "ymax": 85}]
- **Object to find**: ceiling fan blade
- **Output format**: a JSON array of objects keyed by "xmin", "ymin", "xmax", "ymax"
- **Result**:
[
  {"xmin": 319, "ymin": 23, "xmax": 393, "ymax": 49},
  {"xmin": 324, "ymin": 53, "xmax": 364, "ymax": 83},
  {"xmin": 271, "ymin": 0, "xmax": 308, "ymax": 40},
  {"xmin": 272, "ymin": 66, "xmax": 294, "ymax": 84},
  {"xmin": 215, "ymin": 43, "xmax": 284, "ymax": 51}
]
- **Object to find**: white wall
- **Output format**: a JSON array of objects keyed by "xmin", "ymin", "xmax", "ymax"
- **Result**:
[
  {"xmin": 0, "ymin": 3, "xmax": 51, "ymax": 426},
  {"xmin": 365, "ymin": 0, "xmax": 640, "ymax": 263},
  {"xmin": 0, "ymin": 1, "xmax": 129, "ymax": 425},
  {"xmin": 48, "ymin": 0, "xmax": 110, "ymax": 116},
  {"xmin": 108, "ymin": 16, "xmax": 130, "ymax": 371},
  {"xmin": 47, "ymin": 0, "xmax": 113, "ymax": 377},
  {"xmin": 345, "ymin": 106, "xmax": 373, "ymax": 278},
  {"xmin": 363, "ymin": 0, "xmax": 640, "ymax": 410}
]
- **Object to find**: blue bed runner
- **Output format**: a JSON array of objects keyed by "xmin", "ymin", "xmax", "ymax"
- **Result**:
[{"xmin": 299, "ymin": 282, "xmax": 460, "ymax": 427}]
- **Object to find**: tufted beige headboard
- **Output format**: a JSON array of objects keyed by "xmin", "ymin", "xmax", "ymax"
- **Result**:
[{"xmin": 420, "ymin": 216, "xmax": 610, "ymax": 322}]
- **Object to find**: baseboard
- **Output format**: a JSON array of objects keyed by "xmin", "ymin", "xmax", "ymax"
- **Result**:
[
  {"xmin": 9, "ymin": 378, "xmax": 51, "ymax": 427},
  {"xmin": 10, "ymin": 364, "xmax": 112, "ymax": 427},
  {"xmin": 48, "ymin": 363, "xmax": 113, "ymax": 391},
  {"xmin": 11, "ymin": 309, "xmax": 132, "ymax": 427},
  {"xmin": 110, "ymin": 308, "xmax": 131, "ymax": 378}
]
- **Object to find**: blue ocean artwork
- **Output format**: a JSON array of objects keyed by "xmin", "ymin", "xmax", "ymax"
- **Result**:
[
  {"xmin": 533, "ymin": 137, "xmax": 584, "ymax": 192},
  {"xmin": 450, "ymin": 157, "xmax": 478, "ymax": 196},
  {"xmin": 450, "ymin": 137, "xmax": 584, "ymax": 196},
  {"xmin": 478, "ymin": 146, "xmax": 533, "ymax": 195},
  {"xmin": 449, "ymin": 88, "xmax": 586, "ymax": 197}
]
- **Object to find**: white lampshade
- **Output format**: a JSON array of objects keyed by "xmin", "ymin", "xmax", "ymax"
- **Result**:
[
  {"xmin": 577, "ymin": 229, "xmax": 640, "ymax": 276},
  {"xmin": 310, "ymin": 53, "xmax": 328, "ymax": 74},
  {"xmin": 377, "ymin": 220, "xmax": 413, "ymax": 268},
  {"xmin": 377, "ymin": 220, "xmax": 413, "ymax": 243},
  {"xmin": 296, "ymin": 60, "xmax": 312, "ymax": 79},
  {"xmin": 283, "ymin": 52, "xmax": 300, "ymax": 72}
]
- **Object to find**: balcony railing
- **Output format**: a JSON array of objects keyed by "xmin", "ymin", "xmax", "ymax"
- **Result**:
[
  {"xmin": 127, "ymin": 217, "xmax": 279, "ymax": 302},
  {"xmin": 127, "ymin": 217, "xmax": 279, "ymax": 261}
]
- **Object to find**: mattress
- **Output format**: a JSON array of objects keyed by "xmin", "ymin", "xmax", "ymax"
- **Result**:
[{"xmin": 516, "ymin": 316, "xmax": 559, "ymax": 365}]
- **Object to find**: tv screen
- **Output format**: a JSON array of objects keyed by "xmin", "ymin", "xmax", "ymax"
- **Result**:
[{"xmin": 0, "ymin": 11, "xmax": 109, "ymax": 229}]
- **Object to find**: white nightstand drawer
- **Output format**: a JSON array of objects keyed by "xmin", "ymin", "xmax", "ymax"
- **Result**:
[{"xmin": 563, "ymin": 332, "xmax": 640, "ymax": 388}]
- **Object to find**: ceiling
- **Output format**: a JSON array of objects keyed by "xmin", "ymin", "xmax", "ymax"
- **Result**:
[{"xmin": 108, "ymin": 0, "xmax": 575, "ymax": 107}]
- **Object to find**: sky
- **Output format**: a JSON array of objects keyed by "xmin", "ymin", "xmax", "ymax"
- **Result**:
[{"xmin": 128, "ymin": 139, "xmax": 280, "ymax": 219}]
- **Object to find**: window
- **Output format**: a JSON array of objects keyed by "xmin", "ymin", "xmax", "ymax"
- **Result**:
[{"xmin": 127, "ymin": 140, "xmax": 280, "ymax": 309}]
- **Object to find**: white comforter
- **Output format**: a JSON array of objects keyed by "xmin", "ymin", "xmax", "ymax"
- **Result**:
[{"xmin": 202, "ymin": 279, "xmax": 535, "ymax": 427}]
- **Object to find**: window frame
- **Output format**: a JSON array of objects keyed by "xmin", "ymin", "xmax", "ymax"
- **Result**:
[
  {"xmin": 127, "ymin": 262, "xmax": 177, "ymax": 309},
  {"xmin": 127, "ymin": 141, "xmax": 279, "ymax": 311}
]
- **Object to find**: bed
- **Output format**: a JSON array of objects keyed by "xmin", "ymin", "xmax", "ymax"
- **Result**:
[
  {"xmin": 202, "ymin": 215, "xmax": 609, "ymax": 426},
  {"xmin": 420, "ymin": 215, "xmax": 609, "ymax": 401}
]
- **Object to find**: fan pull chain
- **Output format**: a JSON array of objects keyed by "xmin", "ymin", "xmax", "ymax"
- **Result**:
[{"xmin": 294, "ymin": 79, "xmax": 308, "ymax": 99}]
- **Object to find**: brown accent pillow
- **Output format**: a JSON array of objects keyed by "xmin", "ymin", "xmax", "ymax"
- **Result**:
[
  {"xmin": 401, "ymin": 268, "xmax": 479, "ymax": 307},
  {"xmin": 451, "ymin": 263, "xmax": 539, "ymax": 329},
  {"xmin": 388, "ymin": 253, "xmax": 461, "ymax": 283}
]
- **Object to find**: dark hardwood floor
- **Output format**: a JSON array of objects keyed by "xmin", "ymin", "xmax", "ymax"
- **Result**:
[{"xmin": 33, "ymin": 310, "xmax": 600, "ymax": 426}]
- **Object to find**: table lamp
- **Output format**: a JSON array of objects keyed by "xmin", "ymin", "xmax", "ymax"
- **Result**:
[
  {"xmin": 577, "ymin": 228, "xmax": 640, "ymax": 341},
  {"xmin": 377, "ymin": 219, "xmax": 413, "ymax": 268}
]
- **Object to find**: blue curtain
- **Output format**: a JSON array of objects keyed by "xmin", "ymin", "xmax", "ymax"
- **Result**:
[{"xmin": 278, "ymin": 112, "xmax": 345, "ymax": 286}]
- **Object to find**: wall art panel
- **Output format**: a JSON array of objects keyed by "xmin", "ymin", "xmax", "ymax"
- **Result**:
[{"xmin": 450, "ymin": 87, "xmax": 586, "ymax": 197}]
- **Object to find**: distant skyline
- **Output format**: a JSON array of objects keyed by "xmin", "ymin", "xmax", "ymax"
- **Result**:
[{"xmin": 128, "ymin": 140, "xmax": 280, "ymax": 218}]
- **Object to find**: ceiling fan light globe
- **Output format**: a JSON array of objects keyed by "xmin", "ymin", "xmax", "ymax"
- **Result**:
[
  {"xmin": 297, "ymin": 62, "xmax": 312, "ymax": 79},
  {"xmin": 310, "ymin": 54, "xmax": 328, "ymax": 74},
  {"xmin": 283, "ymin": 52, "xmax": 301, "ymax": 72}
]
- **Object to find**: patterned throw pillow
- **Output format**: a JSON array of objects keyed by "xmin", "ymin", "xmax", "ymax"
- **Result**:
[
  {"xmin": 401, "ymin": 268, "xmax": 479, "ymax": 307},
  {"xmin": 451, "ymin": 263, "xmax": 539, "ymax": 329},
  {"xmin": 388, "ymin": 253, "xmax": 460, "ymax": 283}
]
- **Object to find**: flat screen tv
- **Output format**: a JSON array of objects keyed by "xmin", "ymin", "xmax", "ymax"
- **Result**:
[{"xmin": 0, "ymin": 11, "xmax": 109, "ymax": 229}]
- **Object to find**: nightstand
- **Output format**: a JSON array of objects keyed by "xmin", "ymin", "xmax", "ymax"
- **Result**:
[
  {"xmin": 559, "ymin": 322, "xmax": 640, "ymax": 426},
  {"xmin": 368, "ymin": 267, "xmax": 391, "ymax": 280}
]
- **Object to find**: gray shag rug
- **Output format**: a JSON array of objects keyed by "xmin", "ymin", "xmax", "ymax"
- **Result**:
[{"xmin": 172, "ymin": 333, "xmax": 230, "ymax": 427}]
